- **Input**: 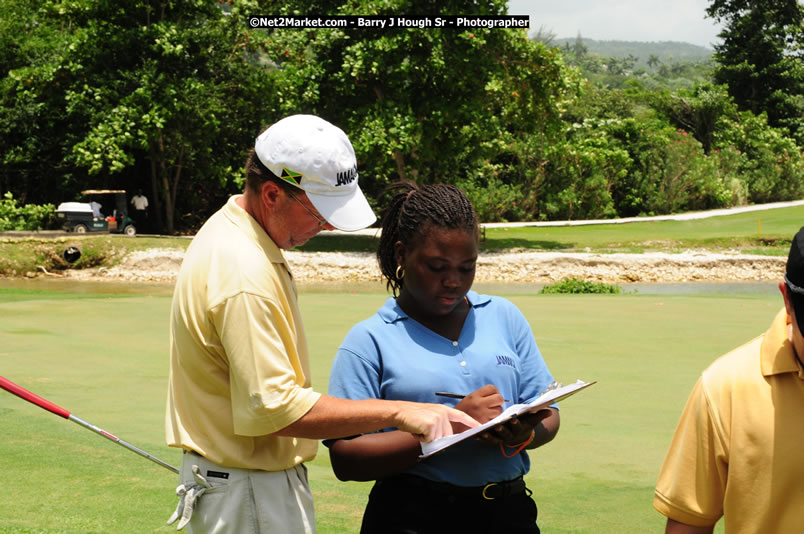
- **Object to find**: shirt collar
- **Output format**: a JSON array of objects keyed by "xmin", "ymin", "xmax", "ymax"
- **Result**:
[
  {"xmin": 223, "ymin": 195, "xmax": 288, "ymax": 267},
  {"xmin": 761, "ymin": 308, "xmax": 804, "ymax": 378},
  {"xmin": 377, "ymin": 290, "xmax": 491, "ymax": 324}
]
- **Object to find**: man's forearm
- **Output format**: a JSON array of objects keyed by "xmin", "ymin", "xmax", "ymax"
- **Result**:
[
  {"xmin": 665, "ymin": 518, "xmax": 715, "ymax": 534},
  {"xmin": 273, "ymin": 395, "xmax": 405, "ymax": 439},
  {"xmin": 273, "ymin": 394, "xmax": 477, "ymax": 442}
]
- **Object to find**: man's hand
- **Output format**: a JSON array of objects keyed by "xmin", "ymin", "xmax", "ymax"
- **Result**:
[
  {"xmin": 665, "ymin": 519, "xmax": 715, "ymax": 534},
  {"xmin": 393, "ymin": 401, "xmax": 479, "ymax": 442}
]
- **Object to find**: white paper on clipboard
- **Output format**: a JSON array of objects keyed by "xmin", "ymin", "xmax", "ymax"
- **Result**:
[{"xmin": 419, "ymin": 379, "xmax": 596, "ymax": 458}]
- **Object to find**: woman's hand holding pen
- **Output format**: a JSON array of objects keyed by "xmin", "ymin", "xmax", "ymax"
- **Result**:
[
  {"xmin": 433, "ymin": 385, "xmax": 562, "ymax": 451},
  {"xmin": 450, "ymin": 384, "xmax": 505, "ymax": 433}
]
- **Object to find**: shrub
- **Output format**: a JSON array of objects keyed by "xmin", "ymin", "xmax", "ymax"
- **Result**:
[
  {"xmin": 540, "ymin": 277, "xmax": 622, "ymax": 294},
  {"xmin": 539, "ymin": 122, "xmax": 630, "ymax": 220},
  {"xmin": 457, "ymin": 173, "xmax": 528, "ymax": 223},
  {"xmin": 608, "ymin": 120, "xmax": 732, "ymax": 216},
  {"xmin": 457, "ymin": 132, "xmax": 549, "ymax": 223},
  {"xmin": 714, "ymin": 111, "xmax": 804, "ymax": 204},
  {"xmin": 0, "ymin": 192, "xmax": 55, "ymax": 231},
  {"xmin": 708, "ymin": 145, "xmax": 749, "ymax": 206}
]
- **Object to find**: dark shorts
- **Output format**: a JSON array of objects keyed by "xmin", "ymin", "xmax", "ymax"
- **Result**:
[{"xmin": 359, "ymin": 474, "xmax": 540, "ymax": 534}]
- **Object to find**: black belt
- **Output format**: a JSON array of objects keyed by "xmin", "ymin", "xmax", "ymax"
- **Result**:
[{"xmin": 380, "ymin": 474, "xmax": 526, "ymax": 501}]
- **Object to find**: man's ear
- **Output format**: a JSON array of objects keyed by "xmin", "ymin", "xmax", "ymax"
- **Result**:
[
  {"xmin": 781, "ymin": 281, "xmax": 794, "ymax": 316},
  {"xmin": 260, "ymin": 181, "xmax": 282, "ymax": 209}
]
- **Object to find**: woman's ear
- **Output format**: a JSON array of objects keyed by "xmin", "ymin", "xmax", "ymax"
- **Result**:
[{"xmin": 394, "ymin": 240, "xmax": 406, "ymax": 268}]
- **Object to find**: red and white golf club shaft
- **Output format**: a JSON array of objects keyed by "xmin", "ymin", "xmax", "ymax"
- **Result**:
[{"xmin": 0, "ymin": 376, "xmax": 178, "ymax": 474}]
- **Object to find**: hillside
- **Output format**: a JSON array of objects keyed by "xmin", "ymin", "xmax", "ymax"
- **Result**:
[{"xmin": 550, "ymin": 37, "xmax": 713, "ymax": 67}]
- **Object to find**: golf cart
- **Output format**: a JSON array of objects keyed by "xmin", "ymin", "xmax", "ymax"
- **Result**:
[{"xmin": 55, "ymin": 189, "xmax": 137, "ymax": 236}]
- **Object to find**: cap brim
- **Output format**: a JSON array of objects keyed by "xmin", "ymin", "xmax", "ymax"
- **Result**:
[{"xmin": 307, "ymin": 188, "xmax": 377, "ymax": 232}]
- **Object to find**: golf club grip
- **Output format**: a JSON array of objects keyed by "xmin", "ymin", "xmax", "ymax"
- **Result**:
[{"xmin": 0, "ymin": 376, "xmax": 71, "ymax": 419}]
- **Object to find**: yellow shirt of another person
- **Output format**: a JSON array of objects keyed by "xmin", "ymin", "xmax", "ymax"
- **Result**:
[
  {"xmin": 166, "ymin": 195, "xmax": 321, "ymax": 471},
  {"xmin": 654, "ymin": 308, "xmax": 804, "ymax": 532}
]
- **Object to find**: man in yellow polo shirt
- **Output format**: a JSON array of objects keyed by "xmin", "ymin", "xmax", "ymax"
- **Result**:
[
  {"xmin": 165, "ymin": 115, "xmax": 477, "ymax": 533},
  {"xmin": 653, "ymin": 226, "xmax": 804, "ymax": 533}
]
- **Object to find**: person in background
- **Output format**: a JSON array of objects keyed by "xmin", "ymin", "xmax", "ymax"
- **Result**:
[
  {"xmin": 89, "ymin": 200, "xmax": 103, "ymax": 218},
  {"xmin": 653, "ymin": 226, "xmax": 804, "ymax": 533},
  {"xmin": 165, "ymin": 116, "xmax": 477, "ymax": 534},
  {"xmin": 130, "ymin": 189, "xmax": 149, "ymax": 231},
  {"xmin": 326, "ymin": 181, "xmax": 560, "ymax": 534}
]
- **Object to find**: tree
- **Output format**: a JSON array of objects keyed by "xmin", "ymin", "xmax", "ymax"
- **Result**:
[
  {"xmin": 0, "ymin": 0, "xmax": 275, "ymax": 233},
  {"xmin": 573, "ymin": 32, "xmax": 588, "ymax": 57},
  {"xmin": 0, "ymin": 0, "xmax": 85, "ymax": 204},
  {"xmin": 706, "ymin": 0, "xmax": 804, "ymax": 144},
  {"xmin": 529, "ymin": 25, "xmax": 557, "ymax": 46},
  {"xmin": 656, "ymin": 83, "xmax": 734, "ymax": 154},
  {"xmin": 258, "ymin": 0, "xmax": 580, "ymax": 220}
]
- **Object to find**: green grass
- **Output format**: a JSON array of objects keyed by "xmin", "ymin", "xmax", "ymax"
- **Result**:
[
  {"xmin": 0, "ymin": 291, "xmax": 176, "ymax": 533},
  {"xmin": 300, "ymin": 204, "xmax": 803, "ymax": 255},
  {"xmin": 476, "ymin": 205, "xmax": 804, "ymax": 253},
  {"xmin": 0, "ymin": 285, "xmax": 774, "ymax": 533}
]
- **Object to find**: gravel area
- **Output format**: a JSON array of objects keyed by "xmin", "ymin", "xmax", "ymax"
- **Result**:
[
  {"xmin": 17, "ymin": 200, "xmax": 801, "ymax": 285},
  {"xmin": 58, "ymin": 247, "xmax": 786, "ymax": 285}
]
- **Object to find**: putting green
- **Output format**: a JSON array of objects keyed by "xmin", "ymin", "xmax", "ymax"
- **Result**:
[{"xmin": 1, "ymin": 288, "xmax": 769, "ymax": 533}]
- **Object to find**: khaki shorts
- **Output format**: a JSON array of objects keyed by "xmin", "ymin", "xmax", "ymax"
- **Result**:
[{"xmin": 180, "ymin": 451, "xmax": 315, "ymax": 534}]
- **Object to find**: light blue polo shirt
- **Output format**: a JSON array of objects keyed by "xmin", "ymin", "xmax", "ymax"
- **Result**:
[{"xmin": 327, "ymin": 290, "xmax": 555, "ymax": 486}]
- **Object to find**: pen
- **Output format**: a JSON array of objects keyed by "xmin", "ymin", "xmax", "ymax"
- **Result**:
[{"xmin": 435, "ymin": 392, "xmax": 511, "ymax": 402}]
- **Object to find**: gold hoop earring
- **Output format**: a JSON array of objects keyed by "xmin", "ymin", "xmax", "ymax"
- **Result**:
[{"xmin": 395, "ymin": 265, "xmax": 405, "ymax": 280}]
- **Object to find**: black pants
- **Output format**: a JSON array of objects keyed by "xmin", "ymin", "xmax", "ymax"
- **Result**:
[
  {"xmin": 360, "ymin": 475, "xmax": 540, "ymax": 534},
  {"xmin": 133, "ymin": 209, "xmax": 147, "ymax": 232}
]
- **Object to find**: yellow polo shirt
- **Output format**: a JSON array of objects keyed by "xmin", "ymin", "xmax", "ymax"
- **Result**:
[
  {"xmin": 166, "ymin": 195, "xmax": 321, "ymax": 471},
  {"xmin": 654, "ymin": 308, "xmax": 804, "ymax": 532}
]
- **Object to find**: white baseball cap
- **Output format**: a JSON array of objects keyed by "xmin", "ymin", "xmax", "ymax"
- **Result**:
[{"xmin": 254, "ymin": 115, "xmax": 377, "ymax": 231}]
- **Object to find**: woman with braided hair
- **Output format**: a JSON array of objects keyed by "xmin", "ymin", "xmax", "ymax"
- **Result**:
[{"xmin": 325, "ymin": 181, "xmax": 560, "ymax": 534}]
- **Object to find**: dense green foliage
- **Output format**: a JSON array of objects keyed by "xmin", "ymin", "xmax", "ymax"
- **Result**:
[
  {"xmin": 260, "ymin": 0, "xmax": 580, "ymax": 223},
  {"xmin": 0, "ymin": 192, "xmax": 54, "ymax": 231},
  {"xmin": 0, "ymin": 0, "xmax": 276, "ymax": 233},
  {"xmin": 549, "ymin": 54, "xmax": 803, "ymax": 219},
  {"xmin": 0, "ymin": 0, "xmax": 802, "ymax": 232}
]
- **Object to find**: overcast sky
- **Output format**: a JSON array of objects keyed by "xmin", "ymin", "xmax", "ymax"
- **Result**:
[{"xmin": 507, "ymin": 0, "xmax": 724, "ymax": 49}]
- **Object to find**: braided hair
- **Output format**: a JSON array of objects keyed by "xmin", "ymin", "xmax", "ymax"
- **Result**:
[{"xmin": 377, "ymin": 181, "xmax": 478, "ymax": 296}]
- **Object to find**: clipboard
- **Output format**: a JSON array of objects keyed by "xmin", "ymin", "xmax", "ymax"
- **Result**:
[{"xmin": 419, "ymin": 379, "xmax": 596, "ymax": 458}]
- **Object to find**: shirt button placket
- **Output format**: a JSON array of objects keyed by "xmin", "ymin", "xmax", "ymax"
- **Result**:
[{"xmin": 453, "ymin": 340, "xmax": 470, "ymax": 376}]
